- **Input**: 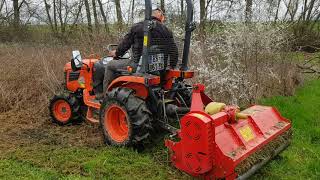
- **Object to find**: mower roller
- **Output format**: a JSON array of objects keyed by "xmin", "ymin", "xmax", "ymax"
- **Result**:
[{"xmin": 49, "ymin": 0, "xmax": 292, "ymax": 179}]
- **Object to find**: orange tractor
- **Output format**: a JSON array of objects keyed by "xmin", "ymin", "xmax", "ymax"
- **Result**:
[{"xmin": 49, "ymin": 0, "xmax": 292, "ymax": 179}]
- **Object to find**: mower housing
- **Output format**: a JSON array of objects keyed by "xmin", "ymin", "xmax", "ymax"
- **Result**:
[{"xmin": 165, "ymin": 84, "xmax": 292, "ymax": 179}]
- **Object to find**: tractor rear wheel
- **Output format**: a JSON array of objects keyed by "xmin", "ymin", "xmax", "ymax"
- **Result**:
[
  {"xmin": 49, "ymin": 92, "xmax": 81, "ymax": 125},
  {"xmin": 100, "ymin": 88, "xmax": 153, "ymax": 148}
]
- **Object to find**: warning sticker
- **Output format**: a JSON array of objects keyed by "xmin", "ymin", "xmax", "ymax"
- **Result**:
[
  {"xmin": 143, "ymin": 36, "xmax": 148, "ymax": 46},
  {"xmin": 239, "ymin": 125, "xmax": 255, "ymax": 142}
]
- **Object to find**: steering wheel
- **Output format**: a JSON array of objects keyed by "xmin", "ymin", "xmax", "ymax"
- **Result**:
[{"xmin": 105, "ymin": 44, "xmax": 131, "ymax": 60}]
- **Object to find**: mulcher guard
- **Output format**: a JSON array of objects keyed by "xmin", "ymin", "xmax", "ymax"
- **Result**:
[{"xmin": 165, "ymin": 84, "xmax": 292, "ymax": 180}]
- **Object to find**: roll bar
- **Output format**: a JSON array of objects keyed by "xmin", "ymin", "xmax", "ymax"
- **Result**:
[
  {"xmin": 180, "ymin": 0, "xmax": 195, "ymax": 71},
  {"xmin": 140, "ymin": 0, "xmax": 153, "ymax": 73}
]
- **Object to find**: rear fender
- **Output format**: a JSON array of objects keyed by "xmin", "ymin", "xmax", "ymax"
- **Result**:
[{"xmin": 107, "ymin": 75, "xmax": 160, "ymax": 99}]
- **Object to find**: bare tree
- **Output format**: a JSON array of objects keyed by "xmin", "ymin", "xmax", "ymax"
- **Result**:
[
  {"xmin": 283, "ymin": 0, "xmax": 299, "ymax": 22},
  {"xmin": 84, "ymin": 0, "xmax": 93, "ymax": 34},
  {"xmin": 180, "ymin": 0, "xmax": 184, "ymax": 18},
  {"xmin": 200, "ymin": 0, "xmax": 206, "ymax": 33},
  {"xmin": 306, "ymin": 0, "xmax": 316, "ymax": 21},
  {"xmin": 131, "ymin": 0, "xmax": 135, "ymax": 24},
  {"xmin": 43, "ymin": 0, "xmax": 55, "ymax": 34},
  {"xmin": 92, "ymin": 0, "xmax": 99, "ymax": 32},
  {"xmin": 114, "ymin": 0, "xmax": 123, "ymax": 27},
  {"xmin": 160, "ymin": 0, "xmax": 165, "ymax": 12},
  {"xmin": 245, "ymin": 0, "xmax": 253, "ymax": 23},
  {"xmin": 97, "ymin": 0, "xmax": 109, "ymax": 33},
  {"xmin": 57, "ymin": 0, "xmax": 65, "ymax": 33},
  {"xmin": 53, "ymin": 0, "xmax": 58, "ymax": 32},
  {"xmin": 0, "ymin": 0, "xmax": 5, "ymax": 14},
  {"xmin": 274, "ymin": 0, "xmax": 281, "ymax": 22},
  {"xmin": 13, "ymin": 0, "xmax": 25, "ymax": 28},
  {"xmin": 13, "ymin": 0, "xmax": 19, "ymax": 27},
  {"xmin": 70, "ymin": 1, "xmax": 83, "ymax": 27}
]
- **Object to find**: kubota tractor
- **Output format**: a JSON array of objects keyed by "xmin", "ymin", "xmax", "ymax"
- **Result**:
[{"xmin": 49, "ymin": 0, "xmax": 292, "ymax": 179}]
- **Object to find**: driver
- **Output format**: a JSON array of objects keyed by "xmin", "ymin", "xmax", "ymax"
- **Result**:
[{"xmin": 99, "ymin": 8, "xmax": 178, "ymax": 98}]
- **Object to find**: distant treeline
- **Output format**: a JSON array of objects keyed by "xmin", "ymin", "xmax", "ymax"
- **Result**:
[{"xmin": 0, "ymin": 0, "xmax": 319, "ymax": 47}]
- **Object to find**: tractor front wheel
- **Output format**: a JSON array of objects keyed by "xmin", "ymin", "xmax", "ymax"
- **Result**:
[
  {"xmin": 100, "ymin": 88, "xmax": 153, "ymax": 148},
  {"xmin": 49, "ymin": 92, "xmax": 81, "ymax": 125}
]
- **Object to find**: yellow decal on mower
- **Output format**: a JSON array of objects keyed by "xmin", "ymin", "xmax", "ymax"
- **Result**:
[{"xmin": 239, "ymin": 125, "xmax": 255, "ymax": 142}]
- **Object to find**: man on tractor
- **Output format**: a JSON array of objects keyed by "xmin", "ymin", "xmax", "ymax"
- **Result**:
[{"xmin": 93, "ymin": 8, "xmax": 179, "ymax": 99}]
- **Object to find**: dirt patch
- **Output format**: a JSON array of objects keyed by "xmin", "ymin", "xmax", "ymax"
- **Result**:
[
  {"xmin": 0, "ymin": 44, "xmax": 107, "ymax": 157},
  {"xmin": 0, "ymin": 108, "xmax": 104, "ymax": 158}
]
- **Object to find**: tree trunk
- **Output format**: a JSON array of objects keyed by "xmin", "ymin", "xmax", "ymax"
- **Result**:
[
  {"xmin": 180, "ymin": 0, "xmax": 184, "ymax": 19},
  {"xmin": 160, "ymin": 0, "xmax": 165, "ymax": 13},
  {"xmin": 199, "ymin": 0, "xmax": 206, "ymax": 34},
  {"xmin": 245, "ymin": 0, "xmax": 253, "ymax": 23},
  {"xmin": 302, "ymin": 0, "xmax": 308, "ymax": 21},
  {"xmin": 43, "ymin": 0, "xmax": 55, "ymax": 34},
  {"xmin": 0, "ymin": 0, "xmax": 5, "ymax": 14},
  {"xmin": 131, "ymin": 0, "xmax": 135, "ymax": 24},
  {"xmin": 53, "ymin": 0, "xmax": 58, "ymax": 32},
  {"xmin": 274, "ymin": 0, "xmax": 281, "ymax": 22},
  {"xmin": 92, "ymin": 0, "xmax": 99, "ymax": 32},
  {"xmin": 70, "ymin": 1, "xmax": 83, "ymax": 30},
  {"xmin": 97, "ymin": 0, "xmax": 109, "ymax": 33},
  {"xmin": 114, "ymin": 0, "xmax": 123, "ymax": 28},
  {"xmin": 13, "ymin": 0, "xmax": 19, "ymax": 28},
  {"xmin": 84, "ymin": 0, "xmax": 93, "ymax": 34},
  {"xmin": 306, "ymin": 0, "xmax": 316, "ymax": 21},
  {"xmin": 57, "ymin": 0, "xmax": 65, "ymax": 33}
]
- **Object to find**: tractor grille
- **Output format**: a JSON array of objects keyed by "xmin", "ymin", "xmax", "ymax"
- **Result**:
[
  {"xmin": 235, "ymin": 129, "xmax": 292, "ymax": 176},
  {"xmin": 68, "ymin": 72, "xmax": 80, "ymax": 81}
]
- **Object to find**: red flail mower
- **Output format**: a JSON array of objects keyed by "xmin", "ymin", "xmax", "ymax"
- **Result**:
[
  {"xmin": 49, "ymin": 0, "xmax": 292, "ymax": 179},
  {"xmin": 165, "ymin": 84, "xmax": 292, "ymax": 179}
]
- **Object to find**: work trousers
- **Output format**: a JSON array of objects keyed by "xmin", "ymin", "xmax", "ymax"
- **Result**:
[{"xmin": 103, "ymin": 59, "xmax": 134, "ymax": 95}]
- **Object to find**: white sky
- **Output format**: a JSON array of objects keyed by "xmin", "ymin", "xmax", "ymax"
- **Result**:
[{"xmin": 0, "ymin": 0, "xmax": 318, "ymax": 25}]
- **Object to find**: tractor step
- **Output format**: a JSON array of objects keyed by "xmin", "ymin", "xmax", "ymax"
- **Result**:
[
  {"xmin": 83, "ymin": 90, "xmax": 101, "ymax": 109},
  {"xmin": 86, "ymin": 107, "xmax": 99, "ymax": 123}
]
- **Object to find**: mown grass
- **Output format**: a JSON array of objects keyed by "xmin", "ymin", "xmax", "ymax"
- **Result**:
[{"xmin": 0, "ymin": 144, "xmax": 186, "ymax": 180}]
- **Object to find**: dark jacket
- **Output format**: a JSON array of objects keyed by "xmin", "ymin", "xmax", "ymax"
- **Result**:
[{"xmin": 116, "ymin": 17, "xmax": 179, "ymax": 68}]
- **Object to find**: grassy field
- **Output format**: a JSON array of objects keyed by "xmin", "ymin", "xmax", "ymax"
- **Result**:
[
  {"xmin": 0, "ymin": 79, "xmax": 319, "ymax": 179},
  {"xmin": 253, "ymin": 80, "xmax": 320, "ymax": 180},
  {"xmin": 0, "ymin": 44, "xmax": 319, "ymax": 179}
]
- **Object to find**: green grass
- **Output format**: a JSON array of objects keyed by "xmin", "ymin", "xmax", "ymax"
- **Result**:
[
  {"xmin": 1, "ymin": 80, "xmax": 320, "ymax": 179},
  {"xmin": 252, "ymin": 79, "xmax": 320, "ymax": 179},
  {"xmin": 1, "ymin": 145, "xmax": 180, "ymax": 180}
]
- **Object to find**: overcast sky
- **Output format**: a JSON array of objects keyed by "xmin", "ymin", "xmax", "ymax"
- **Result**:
[{"xmin": 0, "ymin": 0, "xmax": 316, "ymax": 24}]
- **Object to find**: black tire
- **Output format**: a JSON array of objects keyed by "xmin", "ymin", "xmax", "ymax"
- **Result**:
[
  {"xmin": 49, "ymin": 92, "xmax": 81, "ymax": 125},
  {"xmin": 100, "ymin": 88, "xmax": 153, "ymax": 148}
]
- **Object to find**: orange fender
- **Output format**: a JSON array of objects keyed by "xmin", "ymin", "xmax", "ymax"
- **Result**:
[{"xmin": 107, "ymin": 75, "xmax": 160, "ymax": 99}]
